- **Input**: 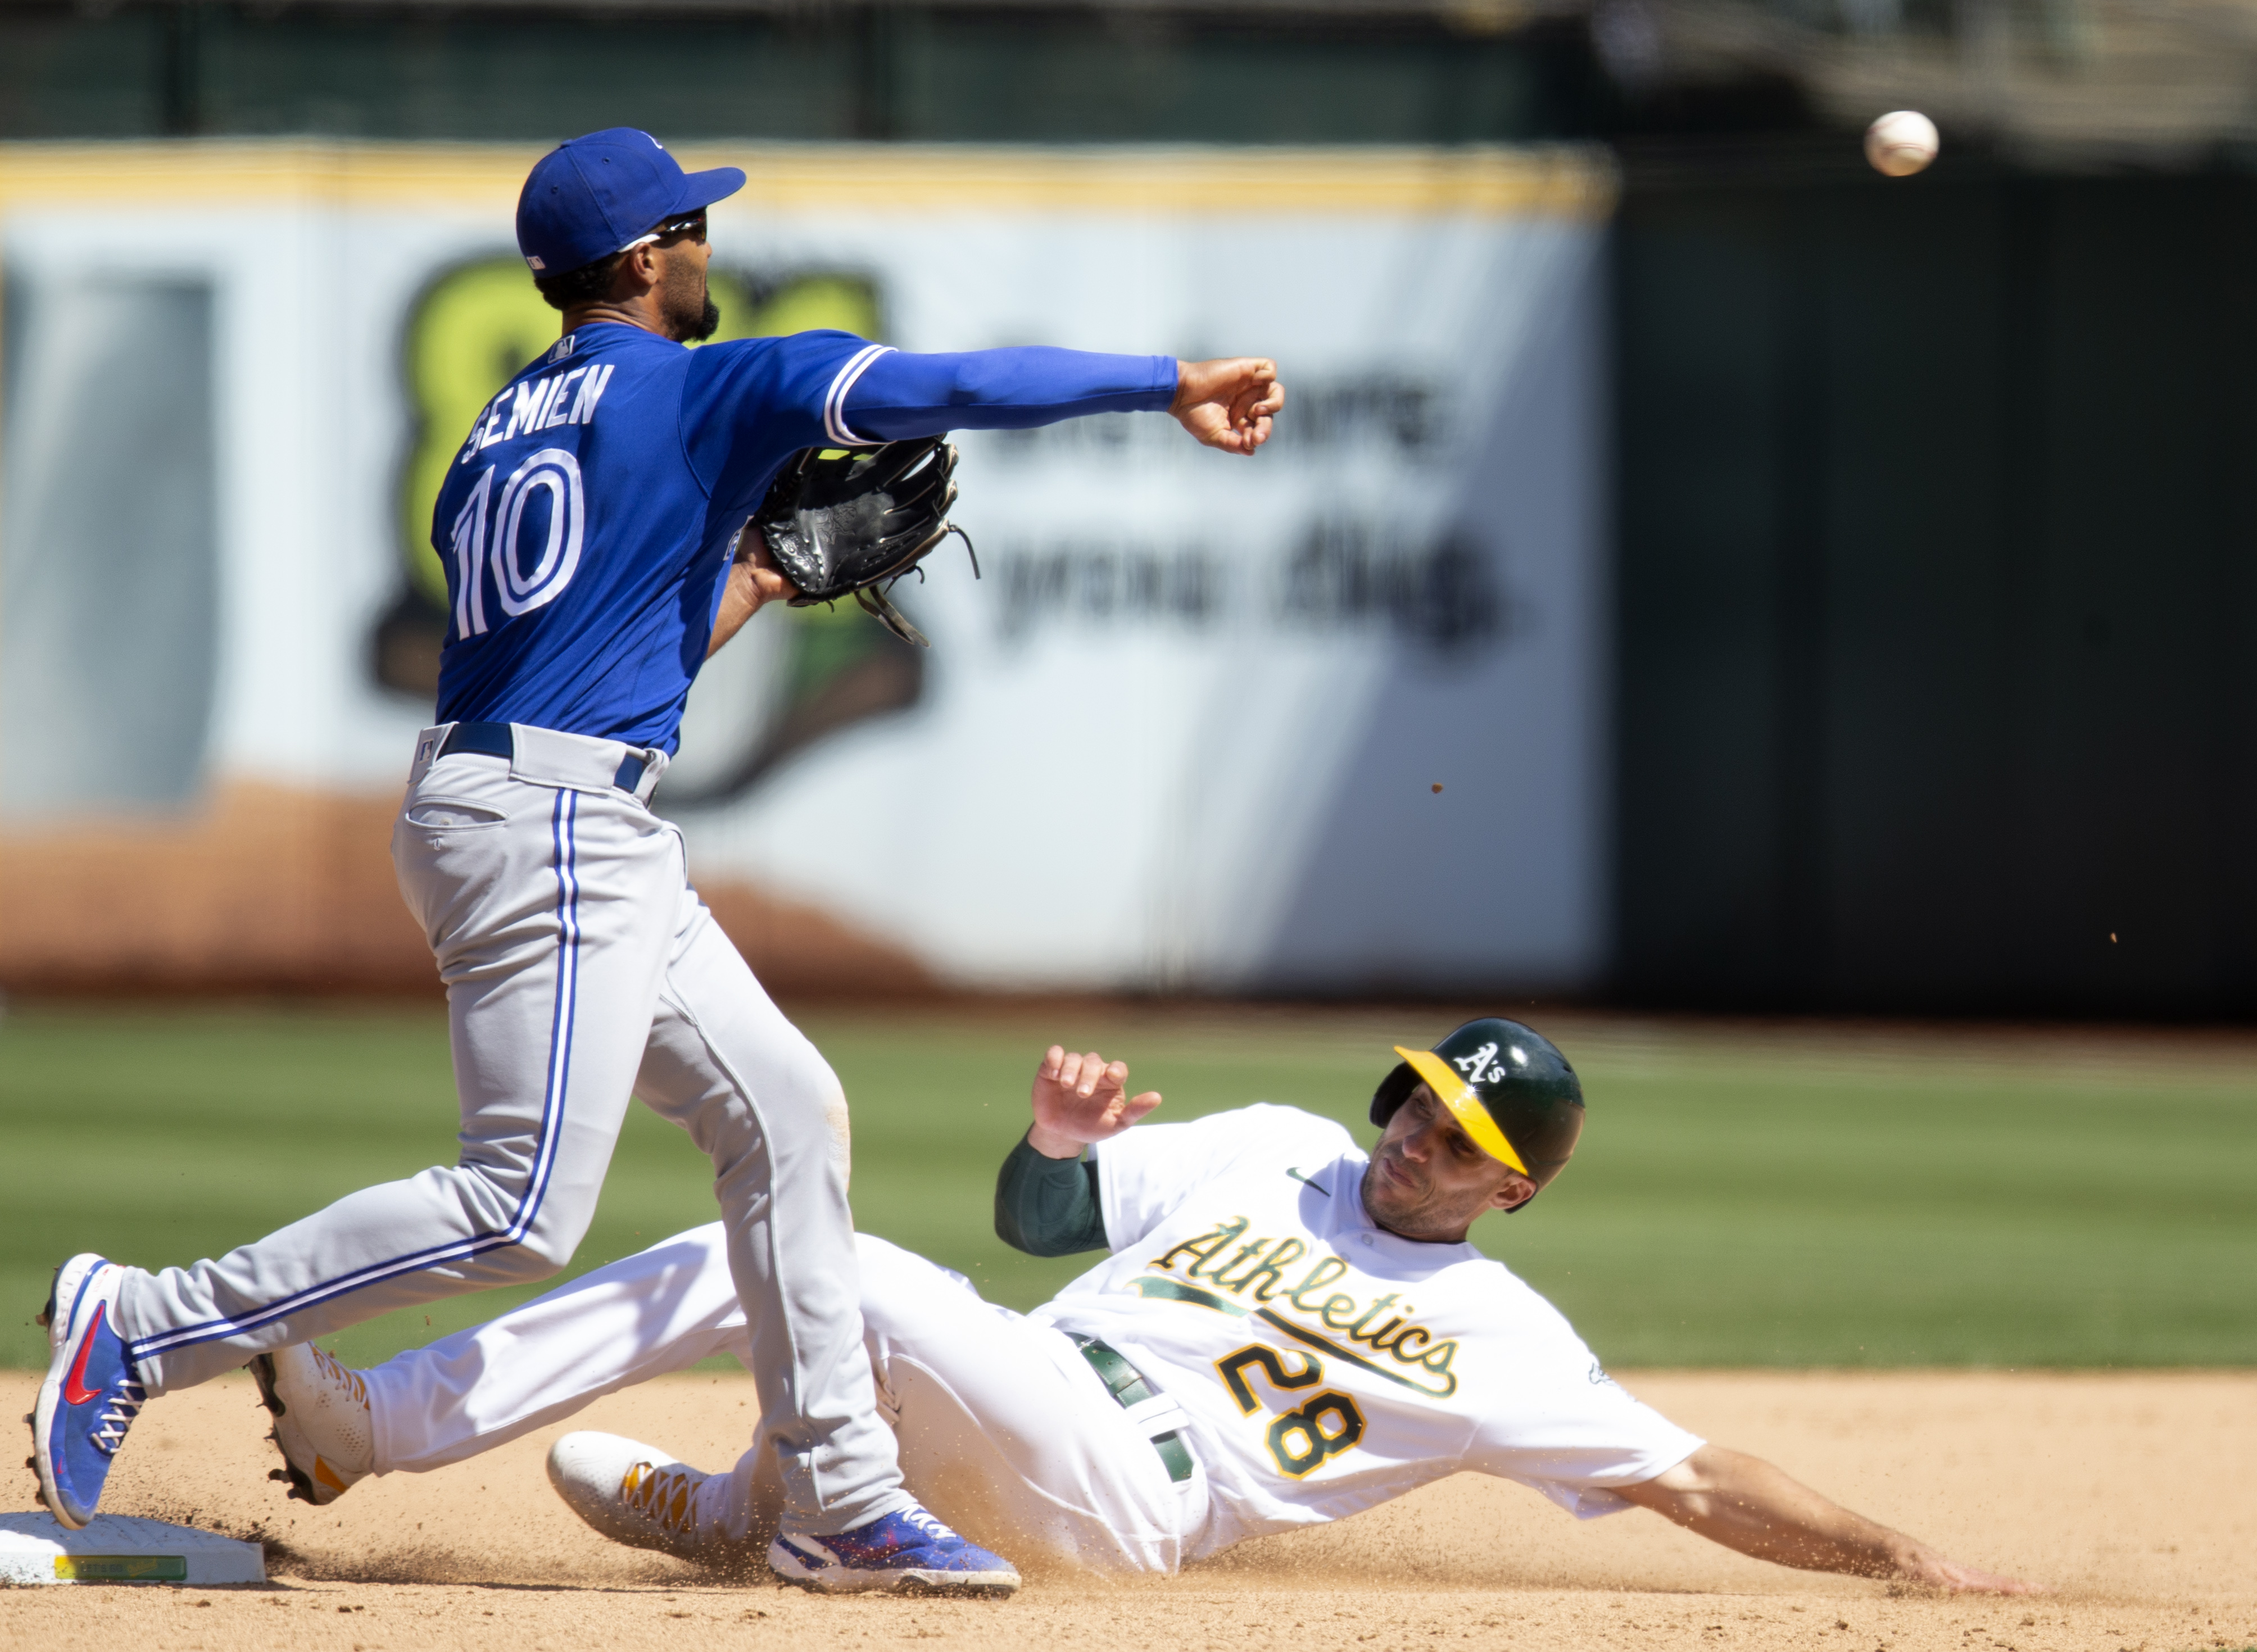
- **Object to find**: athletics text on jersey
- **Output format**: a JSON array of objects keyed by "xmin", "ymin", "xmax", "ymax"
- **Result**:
[
  {"xmin": 432, "ymin": 327, "xmax": 1175, "ymax": 754},
  {"xmin": 1033, "ymin": 1106, "xmax": 1701, "ymax": 1560}
]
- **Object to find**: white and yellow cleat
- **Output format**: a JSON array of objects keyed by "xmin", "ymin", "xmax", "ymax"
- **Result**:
[
  {"xmin": 248, "ymin": 1344, "xmax": 373, "ymax": 1506},
  {"xmin": 547, "ymin": 1432, "xmax": 729, "ymax": 1565}
]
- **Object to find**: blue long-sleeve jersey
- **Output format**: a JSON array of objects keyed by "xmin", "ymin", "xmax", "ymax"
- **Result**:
[{"xmin": 430, "ymin": 325, "xmax": 1177, "ymax": 754}]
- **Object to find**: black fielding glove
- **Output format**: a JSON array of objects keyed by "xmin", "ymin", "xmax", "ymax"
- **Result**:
[{"xmin": 753, "ymin": 438, "xmax": 975, "ymax": 647}]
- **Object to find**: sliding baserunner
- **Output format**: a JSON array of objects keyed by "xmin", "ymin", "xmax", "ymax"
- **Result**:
[
  {"xmin": 250, "ymin": 1023, "xmax": 2036, "ymax": 1594},
  {"xmin": 30, "ymin": 126, "xmax": 1284, "ymax": 1599}
]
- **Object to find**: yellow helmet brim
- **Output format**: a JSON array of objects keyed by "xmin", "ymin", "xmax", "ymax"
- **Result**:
[{"xmin": 1392, "ymin": 1046, "xmax": 1531, "ymax": 1176}]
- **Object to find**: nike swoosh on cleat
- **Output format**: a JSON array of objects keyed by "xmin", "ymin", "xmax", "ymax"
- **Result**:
[{"xmin": 61, "ymin": 1304, "xmax": 107, "ymax": 1407}]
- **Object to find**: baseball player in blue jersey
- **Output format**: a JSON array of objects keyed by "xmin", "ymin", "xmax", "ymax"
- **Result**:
[{"xmin": 32, "ymin": 127, "xmax": 1285, "ymax": 1595}]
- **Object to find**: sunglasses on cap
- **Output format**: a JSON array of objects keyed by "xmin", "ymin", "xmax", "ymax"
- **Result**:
[{"xmin": 625, "ymin": 210, "xmax": 708, "ymax": 251}]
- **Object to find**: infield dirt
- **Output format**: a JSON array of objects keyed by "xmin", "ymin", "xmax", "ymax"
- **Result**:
[{"xmin": 1, "ymin": 1369, "xmax": 2247, "ymax": 1651}]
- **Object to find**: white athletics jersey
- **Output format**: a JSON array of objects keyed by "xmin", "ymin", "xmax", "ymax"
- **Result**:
[{"xmin": 1030, "ymin": 1105, "xmax": 1702, "ymax": 1560}]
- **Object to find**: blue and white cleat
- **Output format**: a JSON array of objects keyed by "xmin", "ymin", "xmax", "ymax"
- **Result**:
[
  {"xmin": 29, "ymin": 1254, "xmax": 145, "ymax": 1531},
  {"xmin": 768, "ymin": 1504, "xmax": 1021, "ymax": 1597}
]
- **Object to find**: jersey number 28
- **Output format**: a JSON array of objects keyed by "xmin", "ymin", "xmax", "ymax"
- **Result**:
[{"xmin": 1217, "ymin": 1344, "xmax": 1367, "ymax": 1479}]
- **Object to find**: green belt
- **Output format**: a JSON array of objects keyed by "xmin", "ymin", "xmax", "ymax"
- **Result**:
[{"xmin": 1069, "ymin": 1333, "xmax": 1196, "ymax": 1485}]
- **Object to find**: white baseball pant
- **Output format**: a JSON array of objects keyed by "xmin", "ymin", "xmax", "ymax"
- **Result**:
[
  {"xmin": 112, "ymin": 723, "xmax": 909, "ymax": 1531},
  {"xmin": 362, "ymin": 1227, "xmax": 1211, "ymax": 1576}
]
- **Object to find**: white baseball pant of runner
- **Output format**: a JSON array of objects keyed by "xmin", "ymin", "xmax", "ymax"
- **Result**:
[
  {"xmin": 360, "ymin": 1227, "xmax": 1208, "ymax": 1576},
  {"xmin": 112, "ymin": 723, "xmax": 910, "ymax": 1532}
]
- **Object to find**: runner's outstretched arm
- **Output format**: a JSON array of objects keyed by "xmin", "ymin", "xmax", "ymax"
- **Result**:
[{"xmin": 1617, "ymin": 1444, "xmax": 2039, "ymax": 1595}]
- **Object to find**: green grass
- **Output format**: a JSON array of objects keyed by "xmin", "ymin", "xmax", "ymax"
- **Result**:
[{"xmin": 2, "ymin": 1003, "xmax": 2252, "ymax": 1370}]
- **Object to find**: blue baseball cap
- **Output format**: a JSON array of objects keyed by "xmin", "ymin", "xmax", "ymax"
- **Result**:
[{"xmin": 516, "ymin": 128, "xmax": 746, "ymax": 276}]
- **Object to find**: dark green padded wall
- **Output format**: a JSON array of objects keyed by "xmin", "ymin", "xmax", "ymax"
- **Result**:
[
  {"xmin": 0, "ymin": 2, "xmax": 1598, "ymax": 143},
  {"xmin": 1614, "ymin": 160, "xmax": 2257, "ymax": 1014}
]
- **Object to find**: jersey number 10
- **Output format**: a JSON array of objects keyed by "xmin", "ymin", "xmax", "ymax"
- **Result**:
[{"xmin": 448, "ymin": 450, "xmax": 587, "ymax": 640}]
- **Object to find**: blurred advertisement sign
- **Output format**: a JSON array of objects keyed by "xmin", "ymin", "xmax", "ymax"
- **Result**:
[{"xmin": 0, "ymin": 143, "xmax": 1612, "ymax": 995}]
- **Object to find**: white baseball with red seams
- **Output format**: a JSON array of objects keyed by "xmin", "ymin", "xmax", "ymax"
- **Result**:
[{"xmin": 1866, "ymin": 111, "xmax": 1941, "ymax": 176}]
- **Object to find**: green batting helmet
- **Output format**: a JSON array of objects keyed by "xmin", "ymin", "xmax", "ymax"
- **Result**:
[{"xmin": 1368, "ymin": 1018, "xmax": 1585, "ymax": 1194}]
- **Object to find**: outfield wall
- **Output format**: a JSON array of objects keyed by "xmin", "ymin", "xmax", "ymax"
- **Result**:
[{"xmin": 0, "ymin": 142, "xmax": 1615, "ymax": 995}]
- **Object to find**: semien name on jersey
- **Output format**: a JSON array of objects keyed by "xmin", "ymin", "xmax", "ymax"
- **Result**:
[{"xmin": 457, "ymin": 362, "xmax": 618, "ymax": 464}]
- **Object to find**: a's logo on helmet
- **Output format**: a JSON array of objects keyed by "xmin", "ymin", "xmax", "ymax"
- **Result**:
[
  {"xmin": 1454, "ymin": 1041, "xmax": 1502, "ymax": 1084},
  {"xmin": 1453, "ymin": 1039, "xmax": 1532, "ymax": 1086}
]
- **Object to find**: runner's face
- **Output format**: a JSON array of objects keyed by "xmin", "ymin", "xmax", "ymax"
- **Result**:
[{"xmin": 1359, "ymin": 1085, "xmax": 1530, "ymax": 1242}]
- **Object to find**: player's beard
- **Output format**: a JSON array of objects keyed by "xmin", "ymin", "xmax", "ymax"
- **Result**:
[
  {"xmin": 1360, "ymin": 1151, "xmax": 1474, "ymax": 1243},
  {"xmin": 659, "ymin": 256, "xmax": 720, "ymax": 343}
]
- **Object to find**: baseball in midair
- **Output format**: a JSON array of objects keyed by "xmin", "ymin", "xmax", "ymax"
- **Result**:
[{"xmin": 1865, "ymin": 110, "xmax": 1939, "ymax": 176}]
